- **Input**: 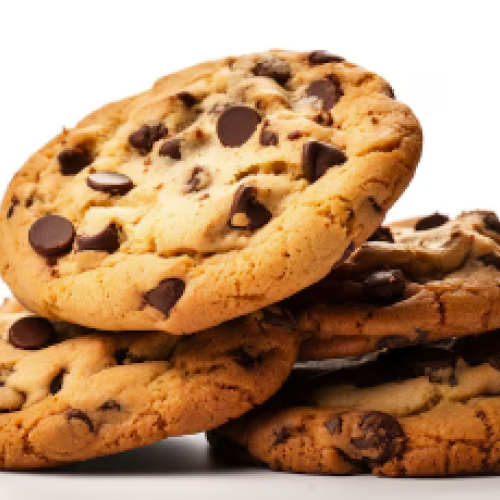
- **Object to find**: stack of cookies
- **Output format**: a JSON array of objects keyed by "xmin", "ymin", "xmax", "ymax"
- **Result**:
[{"xmin": 3, "ymin": 49, "xmax": 491, "ymax": 477}]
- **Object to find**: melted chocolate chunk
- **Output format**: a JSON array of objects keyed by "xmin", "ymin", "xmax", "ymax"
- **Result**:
[
  {"xmin": 362, "ymin": 269, "xmax": 406, "ymax": 305},
  {"xmin": 66, "ymin": 408, "xmax": 95, "ymax": 434},
  {"xmin": 58, "ymin": 147, "xmax": 93, "ymax": 175},
  {"xmin": 86, "ymin": 172, "xmax": 133, "ymax": 195},
  {"xmin": 29, "ymin": 215, "xmax": 75, "ymax": 257},
  {"xmin": 145, "ymin": 278, "xmax": 185, "ymax": 317},
  {"xmin": 177, "ymin": 92, "xmax": 198, "ymax": 108},
  {"xmin": 306, "ymin": 76, "xmax": 343, "ymax": 111},
  {"xmin": 229, "ymin": 185, "xmax": 272, "ymax": 230},
  {"xmin": 302, "ymin": 141, "xmax": 347, "ymax": 182},
  {"xmin": 414, "ymin": 213, "xmax": 449, "ymax": 231},
  {"xmin": 367, "ymin": 226, "xmax": 394, "ymax": 243},
  {"xmin": 77, "ymin": 224, "xmax": 120, "ymax": 253},
  {"xmin": 8, "ymin": 316, "xmax": 55, "ymax": 350},
  {"xmin": 216, "ymin": 105, "xmax": 261, "ymax": 147},
  {"xmin": 252, "ymin": 59, "xmax": 291, "ymax": 86},
  {"xmin": 159, "ymin": 138, "xmax": 182, "ymax": 160},
  {"xmin": 308, "ymin": 51, "xmax": 344, "ymax": 65},
  {"xmin": 351, "ymin": 411, "xmax": 406, "ymax": 463},
  {"xmin": 128, "ymin": 124, "xmax": 168, "ymax": 154}
]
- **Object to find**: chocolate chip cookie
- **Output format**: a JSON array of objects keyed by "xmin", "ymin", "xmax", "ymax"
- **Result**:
[
  {"xmin": 292, "ymin": 210, "xmax": 500, "ymax": 360},
  {"xmin": 209, "ymin": 330, "xmax": 500, "ymax": 476},
  {"xmin": 0, "ymin": 299, "xmax": 298, "ymax": 469},
  {"xmin": 0, "ymin": 50, "xmax": 422, "ymax": 334}
]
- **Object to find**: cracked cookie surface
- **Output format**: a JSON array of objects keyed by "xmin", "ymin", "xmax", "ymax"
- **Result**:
[
  {"xmin": 290, "ymin": 211, "xmax": 500, "ymax": 360},
  {"xmin": 0, "ymin": 299, "xmax": 298, "ymax": 469},
  {"xmin": 0, "ymin": 49, "xmax": 421, "ymax": 334},
  {"xmin": 208, "ymin": 330, "xmax": 500, "ymax": 476}
]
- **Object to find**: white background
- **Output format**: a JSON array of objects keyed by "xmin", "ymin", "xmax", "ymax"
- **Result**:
[{"xmin": 1, "ymin": 0, "xmax": 500, "ymax": 498}]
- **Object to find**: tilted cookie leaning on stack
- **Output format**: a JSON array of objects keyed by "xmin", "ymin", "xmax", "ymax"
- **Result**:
[
  {"xmin": 0, "ymin": 49, "xmax": 425, "ymax": 472},
  {"xmin": 208, "ymin": 211, "xmax": 500, "ymax": 476},
  {"xmin": 0, "ymin": 49, "xmax": 421, "ymax": 335}
]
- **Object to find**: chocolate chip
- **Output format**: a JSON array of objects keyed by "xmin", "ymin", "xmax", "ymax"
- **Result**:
[
  {"xmin": 229, "ymin": 185, "xmax": 272, "ymax": 230},
  {"xmin": 177, "ymin": 92, "xmax": 198, "ymax": 108},
  {"xmin": 302, "ymin": 141, "xmax": 347, "ymax": 182},
  {"xmin": 99, "ymin": 400, "xmax": 121, "ymax": 411},
  {"xmin": 49, "ymin": 370, "xmax": 66, "ymax": 394},
  {"xmin": 351, "ymin": 411, "xmax": 405, "ymax": 463},
  {"xmin": 7, "ymin": 196, "xmax": 19, "ymax": 219},
  {"xmin": 216, "ymin": 105, "xmax": 261, "ymax": 147},
  {"xmin": 306, "ymin": 76, "xmax": 342, "ymax": 111},
  {"xmin": 414, "ymin": 213, "xmax": 449, "ymax": 231},
  {"xmin": 479, "ymin": 254, "xmax": 500, "ymax": 270},
  {"xmin": 260, "ymin": 129, "xmax": 279, "ymax": 147},
  {"xmin": 29, "ymin": 215, "xmax": 75, "ymax": 257},
  {"xmin": 159, "ymin": 138, "xmax": 182, "ymax": 160},
  {"xmin": 8, "ymin": 316, "xmax": 55, "ymax": 350},
  {"xmin": 363, "ymin": 269, "xmax": 406, "ymax": 305},
  {"xmin": 308, "ymin": 51, "xmax": 344, "ymax": 65},
  {"xmin": 58, "ymin": 147, "xmax": 93, "ymax": 175},
  {"xmin": 325, "ymin": 416, "xmax": 342, "ymax": 434},
  {"xmin": 77, "ymin": 224, "xmax": 120, "ymax": 253},
  {"xmin": 483, "ymin": 212, "xmax": 500, "ymax": 234},
  {"xmin": 287, "ymin": 131, "xmax": 303, "ymax": 141},
  {"xmin": 273, "ymin": 427, "xmax": 292, "ymax": 446},
  {"xmin": 66, "ymin": 408, "xmax": 95, "ymax": 434},
  {"xmin": 128, "ymin": 124, "xmax": 168, "ymax": 154},
  {"xmin": 367, "ymin": 226, "xmax": 394, "ymax": 243},
  {"xmin": 86, "ymin": 172, "xmax": 133, "ymax": 195},
  {"xmin": 182, "ymin": 166, "xmax": 211, "ymax": 194},
  {"xmin": 375, "ymin": 335, "xmax": 411, "ymax": 351},
  {"xmin": 231, "ymin": 347, "xmax": 261, "ymax": 370},
  {"xmin": 252, "ymin": 59, "xmax": 291, "ymax": 86},
  {"xmin": 145, "ymin": 278, "xmax": 185, "ymax": 317}
]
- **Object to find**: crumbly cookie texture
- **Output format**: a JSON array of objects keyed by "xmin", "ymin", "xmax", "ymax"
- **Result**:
[
  {"xmin": 0, "ymin": 299, "xmax": 298, "ymax": 469},
  {"xmin": 291, "ymin": 210, "xmax": 500, "ymax": 360},
  {"xmin": 0, "ymin": 49, "xmax": 422, "ymax": 334},
  {"xmin": 208, "ymin": 330, "xmax": 500, "ymax": 476}
]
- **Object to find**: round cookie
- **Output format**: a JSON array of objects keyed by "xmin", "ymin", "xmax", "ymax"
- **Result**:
[
  {"xmin": 208, "ymin": 330, "xmax": 500, "ymax": 476},
  {"xmin": 0, "ymin": 49, "xmax": 422, "ymax": 334},
  {"xmin": 0, "ymin": 299, "xmax": 298, "ymax": 469},
  {"xmin": 291, "ymin": 210, "xmax": 500, "ymax": 360}
]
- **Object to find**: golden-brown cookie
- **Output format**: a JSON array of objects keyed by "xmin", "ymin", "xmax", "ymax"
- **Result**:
[
  {"xmin": 0, "ymin": 299, "xmax": 298, "ymax": 469},
  {"xmin": 209, "ymin": 330, "xmax": 500, "ymax": 476},
  {"xmin": 290, "ymin": 211, "xmax": 500, "ymax": 360},
  {"xmin": 0, "ymin": 50, "xmax": 421, "ymax": 334}
]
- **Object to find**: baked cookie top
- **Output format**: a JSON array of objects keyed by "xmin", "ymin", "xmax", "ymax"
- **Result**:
[
  {"xmin": 292, "ymin": 210, "xmax": 500, "ymax": 360},
  {"xmin": 0, "ymin": 49, "xmax": 422, "ymax": 334},
  {"xmin": 0, "ymin": 299, "xmax": 298, "ymax": 469},
  {"xmin": 208, "ymin": 330, "xmax": 500, "ymax": 476}
]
